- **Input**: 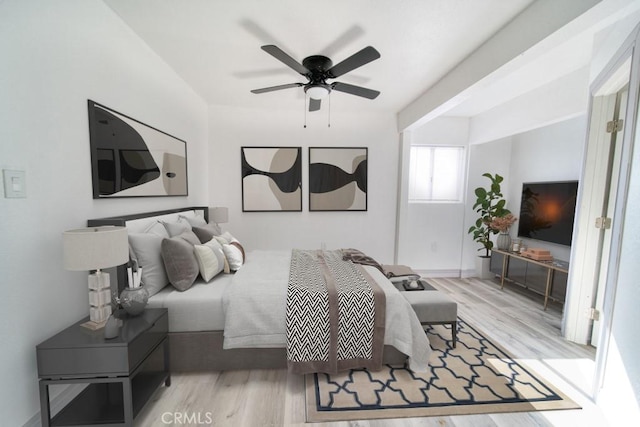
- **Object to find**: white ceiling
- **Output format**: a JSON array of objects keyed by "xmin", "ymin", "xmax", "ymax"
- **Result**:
[{"xmin": 103, "ymin": 0, "xmax": 540, "ymax": 115}]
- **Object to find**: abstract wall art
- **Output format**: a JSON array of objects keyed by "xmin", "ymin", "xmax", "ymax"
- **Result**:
[
  {"xmin": 309, "ymin": 147, "xmax": 368, "ymax": 211},
  {"xmin": 87, "ymin": 100, "xmax": 188, "ymax": 198},
  {"xmin": 241, "ymin": 147, "xmax": 302, "ymax": 212}
]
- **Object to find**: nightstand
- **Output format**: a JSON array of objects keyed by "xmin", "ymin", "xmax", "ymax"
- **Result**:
[{"xmin": 36, "ymin": 308, "xmax": 169, "ymax": 427}]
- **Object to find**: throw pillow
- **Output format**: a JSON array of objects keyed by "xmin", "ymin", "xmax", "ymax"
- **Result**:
[
  {"xmin": 192, "ymin": 223, "xmax": 222, "ymax": 243},
  {"xmin": 161, "ymin": 236, "xmax": 199, "ymax": 291},
  {"xmin": 222, "ymin": 243, "xmax": 244, "ymax": 271},
  {"xmin": 193, "ymin": 238, "xmax": 226, "ymax": 281}
]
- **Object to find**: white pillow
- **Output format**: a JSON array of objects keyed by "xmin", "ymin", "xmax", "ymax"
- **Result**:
[
  {"xmin": 128, "ymin": 233, "xmax": 169, "ymax": 296},
  {"xmin": 222, "ymin": 243, "xmax": 244, "ymax": 271},
  {"xmin": 193, "ymin": 238, "xmax": 227, "ymax": 281},
  {"xmin": 182, "ymin": 214, "xmax": 207, "ymax": 228},
  {"xmin": 214, "ymin": 232, "xmax": 245, "ymax": 271},
  {"xmin": 143, "ymin": 221, "xmax": 170, "ymax": 238}
]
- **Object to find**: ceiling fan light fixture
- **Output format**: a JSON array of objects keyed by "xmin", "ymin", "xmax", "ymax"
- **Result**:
[{"xmin": 305, "ymin": 85, "xmax": 330, "ymax": 100}]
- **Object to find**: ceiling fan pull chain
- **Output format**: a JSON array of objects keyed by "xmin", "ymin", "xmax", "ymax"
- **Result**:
[
  {"xmin": 328, "ymin": 93, "xmax": 331, "ymax": 128},
  {"xmin": 304, "ymin": 93, "xmax": 307, "ymax": 128}
]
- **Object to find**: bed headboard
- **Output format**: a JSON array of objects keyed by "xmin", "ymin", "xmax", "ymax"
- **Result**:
[{"xmin": 87, "ymin": 206, "xmax": 208, "ymax": 294}]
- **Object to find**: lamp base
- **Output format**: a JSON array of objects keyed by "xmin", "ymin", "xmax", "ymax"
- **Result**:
[{"xmin": 80, "ymin": 319, "xmax": 108, "ymax": 330}]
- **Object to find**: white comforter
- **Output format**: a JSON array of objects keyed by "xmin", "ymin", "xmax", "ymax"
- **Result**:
[{"xmin": 222, "ymin": 250, "xmax": 431, "ymax": 372}]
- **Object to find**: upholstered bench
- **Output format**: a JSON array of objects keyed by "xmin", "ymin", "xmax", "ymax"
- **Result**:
[{"xmin": 401, "ymin": 282, "xmax": 458, "ymax": 348}]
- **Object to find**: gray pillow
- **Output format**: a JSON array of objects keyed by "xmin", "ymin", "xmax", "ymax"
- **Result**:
[
  {"xmin": 161, "ymin": 237, "xmax": 199, "ymax": 292},
  {"xmin": 128, "ymin": 233, "xmax": 169, "ymax": 297},
  {"xmin": 192, "ymin": 223, "xmax": 222, "ymax": 244}
]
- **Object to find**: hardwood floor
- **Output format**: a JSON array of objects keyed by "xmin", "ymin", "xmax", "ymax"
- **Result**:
[{"xmin": 135, "ymin": 277, "xmax": 607, "ymax": 427}]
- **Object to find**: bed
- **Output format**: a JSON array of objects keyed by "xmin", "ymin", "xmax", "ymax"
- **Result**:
[{"xmin": 88, "ymin": 207, "xmax": 430, "ymax": 373}]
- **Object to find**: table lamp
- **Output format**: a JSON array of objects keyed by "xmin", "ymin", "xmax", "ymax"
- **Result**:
[
  {"xmin": 63, "ymin": 226, "xmax": 129, "ymax": 330},
  {"xmin": 209, "ymin": 206, "xmax": 229, "ymax": 225}
]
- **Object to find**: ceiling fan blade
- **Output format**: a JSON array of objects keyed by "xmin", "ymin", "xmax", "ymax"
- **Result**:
[
  {"xmin": 251, "ymin": 83, "xmax": 303, "ymax": 94},
  {"xmin": 332, "ymin": 82, "xmax": 380, "ymax": 99},
  {"xmin": 309, "ymin": 98, "xmax": 321, "ymax": 112},
  {"xmin": 261, "ymin": 45, "xmax": 309, "ymax": 75},
  {"xmin": 327, "ymin": 46, "xmax": 380, "ymax": 78}
]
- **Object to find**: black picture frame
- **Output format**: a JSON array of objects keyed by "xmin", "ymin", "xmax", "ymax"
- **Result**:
[
  {"xmin": 87, "ymin": 100, "xmax": 188, "ymax": 199},
  {"xmin": 241, "ymin": 146, "xmax": 302, "ymax": 212},
  {"xmin": 308, "ymin": 147, "xmax": 368, "ymax": 211}
]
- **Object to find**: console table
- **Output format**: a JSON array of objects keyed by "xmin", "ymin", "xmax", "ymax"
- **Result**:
[
  {"xmin": 36, "ymin": 308, "xmax": 169, "ymax": 427},
  {"xmin": 490, "ymin": 249, "xmax": 569, "ymax": 310}
]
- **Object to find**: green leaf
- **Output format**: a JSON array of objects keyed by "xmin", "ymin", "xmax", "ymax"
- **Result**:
[{"xmin": 475, "ymin": 188, "xmax": 487, "ymax": 198}]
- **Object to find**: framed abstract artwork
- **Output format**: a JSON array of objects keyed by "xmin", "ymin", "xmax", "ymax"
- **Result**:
[
  {"xmin": 241, "ymin": 147, "xmax": 302, "ymax": 212},
  {"xmin": 309, "ymin": 147, "xmax": 368, "ymax": 211},
  {"xmin": 87, "ymin": 100, "xmax": 188, "ymax": 198}
]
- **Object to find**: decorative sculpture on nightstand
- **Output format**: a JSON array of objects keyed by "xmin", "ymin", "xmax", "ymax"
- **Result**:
[
  {"xmin": 120, "ymin": 263, "xmax": 148, "ymax": 316},
  {"xmin": 120, "ymin": 286, "xmax": 149, "ymax": 316}
]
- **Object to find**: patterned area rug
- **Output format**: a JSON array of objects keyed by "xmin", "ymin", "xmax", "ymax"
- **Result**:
[{"xmin": 306, "ymin": 318, "xmax": 579, "ymax": 422}]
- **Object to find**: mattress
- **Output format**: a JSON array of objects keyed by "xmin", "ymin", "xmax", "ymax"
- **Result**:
[{"xmin": 146, "ymin": 273, "xmax": 232, "ymax": 332}]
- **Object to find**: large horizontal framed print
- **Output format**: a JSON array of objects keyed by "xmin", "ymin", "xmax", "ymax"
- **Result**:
[
  {"xmin": 241, "ymin": 147, "xmax": 302, "ymax": 212},
  {"xmin": 309, "ymin": 147, "xmax": 367, "ymax": 211},
  {"xmin": 87, "ymin": 100, "xmax": 188, "ymax": 198}
]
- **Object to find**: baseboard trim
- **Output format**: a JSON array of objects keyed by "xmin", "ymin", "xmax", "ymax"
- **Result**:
[{"xmin": 414, "ymin": 269, "xmax": 461, "ymax": 278}]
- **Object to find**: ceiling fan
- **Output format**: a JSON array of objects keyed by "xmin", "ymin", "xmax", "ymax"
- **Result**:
[{"xmin": 250, "ymin": 45, "xmax": 381, "ymax": 111}]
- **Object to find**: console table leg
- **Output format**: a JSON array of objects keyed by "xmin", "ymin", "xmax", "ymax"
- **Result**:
[
  {"xmin": 500, "ymin": 254, "xmax": 508, "ymax": 289},
  {"xmin": 544, "ymin": 269, "xmax": 553, "ymax": 310}
]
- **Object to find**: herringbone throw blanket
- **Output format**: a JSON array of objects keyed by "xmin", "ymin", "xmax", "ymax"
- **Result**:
[{"xmin": 286, "ymin": 249, "xmax": 385, "ymax": 374}]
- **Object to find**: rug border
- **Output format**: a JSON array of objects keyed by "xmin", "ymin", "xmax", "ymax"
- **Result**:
[{"xmin": 305, "ymin": 317, "xmax": 581, "ymax": 423}]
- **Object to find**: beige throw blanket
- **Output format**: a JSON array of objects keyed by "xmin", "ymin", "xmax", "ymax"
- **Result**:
[{"xmin": 286, "ymin": 250, "xmax": 386, "ymax": 374}]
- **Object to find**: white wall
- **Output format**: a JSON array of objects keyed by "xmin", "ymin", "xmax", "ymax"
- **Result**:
[
  {"xmin": 506, "ymin": 116, "xmax": 588, "ymax": 261},
  {"xmin": 461, "ymin": 138, "xmax": 513, "ymax": 275},
  {"xmin": 207, "ymin": 105, "xmax": 399, "ymax": 264},
  {"xmin": 396, "ymin": 117, "xmax": 469, "ymax": 273},
  {"xmin": 0, "ymin": 1, "xmax": 208, "ymax": 425}
]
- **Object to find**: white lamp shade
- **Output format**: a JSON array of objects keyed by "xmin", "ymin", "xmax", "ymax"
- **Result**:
[
  {"xmin": 306, "ymin": 85, "xmax": 329, "ymax": 100},
  {"xmin": 209, "ymin": 207, "xmax": 229, "ymax": 224},
  {"xmin": 63, "ymin": 226, "xmax": 129, "ymax": 271}
]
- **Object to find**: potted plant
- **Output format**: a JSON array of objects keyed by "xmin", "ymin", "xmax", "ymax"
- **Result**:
[{"xmin": 468, "ymin": 173, "xmax": 511, "ymax": 279}]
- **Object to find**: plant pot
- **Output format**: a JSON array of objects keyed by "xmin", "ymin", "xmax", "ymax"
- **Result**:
[
  {"xmin": 475, "ymin": 256, "xmax": 493, "ymax": 280},
  {"xmin": 497, "ymin": 232, "xmax": 512, "ymax": 251}
]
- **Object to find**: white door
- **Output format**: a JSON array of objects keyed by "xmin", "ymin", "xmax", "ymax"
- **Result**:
[{"xmin": 590, "ymin": 84, "xmax": 628, "ymax": 347}]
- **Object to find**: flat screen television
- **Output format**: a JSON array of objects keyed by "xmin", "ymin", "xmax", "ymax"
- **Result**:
[{"xmin": 517, "ymin": 180, "xmax": 579, "ymax": 246}]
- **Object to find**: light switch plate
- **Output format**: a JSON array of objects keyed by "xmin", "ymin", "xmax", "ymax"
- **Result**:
[{"xmin": 3, "ymin": 169, "xmax": 26, "ymax": 198}]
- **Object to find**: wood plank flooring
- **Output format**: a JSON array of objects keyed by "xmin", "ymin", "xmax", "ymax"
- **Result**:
[{"xmin": 135, "ymin": 277, "xmax": 606, "ymax": 427}]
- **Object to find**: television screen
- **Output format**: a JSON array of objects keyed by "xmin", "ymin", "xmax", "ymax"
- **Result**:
[{"xmin": 517, "ymin": 181, "xmax": 579, "ymax": 246}]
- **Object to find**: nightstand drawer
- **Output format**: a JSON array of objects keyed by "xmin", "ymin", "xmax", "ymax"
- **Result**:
[
  {"xmin": 37, "ymin": 346, "xmax": 129, "ymax": 378},
  {"xmin": 128, "ymin": 310, "xmax": 168, "ymax": 371}
]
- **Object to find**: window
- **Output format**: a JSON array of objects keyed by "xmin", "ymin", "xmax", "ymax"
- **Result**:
[{"xmin": 408, "ymin": 146, "xmax": 465, "ymax": 202}]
